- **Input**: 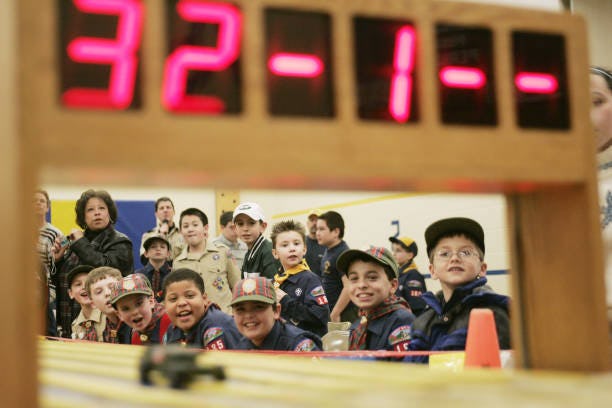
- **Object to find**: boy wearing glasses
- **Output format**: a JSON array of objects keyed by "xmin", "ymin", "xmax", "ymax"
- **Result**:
[{"xmin": 405, "ymin": 217, "xmax": 510, "ymax": 363}]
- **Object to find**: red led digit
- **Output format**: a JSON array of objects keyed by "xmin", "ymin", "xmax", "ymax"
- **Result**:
[
  {"xmin": 389, "ymin": 26, "xmax": 416, "ymax": 123},
  {"xmin": 162, "ymin": 1, "xmax": 242, "ymax": 113},
  {"xmin": 62, "ymin": 0, "xmax": 143, "ymax": 110},
  {"xmin": 439, "ymin": 66, "xmax": 486, "ymax": 89},
  {"xmin": 514, "ymin": 72, "xmax": 558, "ymax": 94},
  {"xmin": 268, "ymin": 53, "xmax": 323, "ymax": 78}
]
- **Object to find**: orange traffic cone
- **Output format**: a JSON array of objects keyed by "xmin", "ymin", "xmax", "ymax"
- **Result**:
[{"xmin": 464, "ymin": 308, "xmax": 501, "ymax": 368}]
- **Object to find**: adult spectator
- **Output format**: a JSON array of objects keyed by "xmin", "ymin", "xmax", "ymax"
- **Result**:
[{"xmin": 140, "ymin": 197, "xmax": 185, "ymax": 264}]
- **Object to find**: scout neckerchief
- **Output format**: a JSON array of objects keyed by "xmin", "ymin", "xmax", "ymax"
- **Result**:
[
  {"xmin": 179, "ymin": 301, "xmax": 216, "ymax": 346},
  {"xmin": 400, "ymin": 260, "xmax": 418, "ymax": 274},
  {"xmin": 75, "ymin": 318, "xmax": 98, "ymax": 341},
  {"xmin": 136, "ymin": 302, "xmax": 166, "ymax": 344},
  {"xmin": 274, "ymin": 259, "xmax": 309, "ymax": 287},
  {"xmin": 104, "ymin": 316, "xmax": 125, "ymax": 344},
  {"xmin": 349, "ymin": 295, "xmax": 410, "ymax": 350}
]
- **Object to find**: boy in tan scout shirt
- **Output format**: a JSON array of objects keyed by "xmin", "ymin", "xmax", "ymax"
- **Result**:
[
  {"xmin": 68, "ymin": 265, "xmax": 105, "ymax": 341},
  {"xmin": 173, "ymin": 208, "xmax": 241, "ymax": 314},
  {"xmin": 85, "ymin": 267, "xmax": 132, "ymax": 344}
]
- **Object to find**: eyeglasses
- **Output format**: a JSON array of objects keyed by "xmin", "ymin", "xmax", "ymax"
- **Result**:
[{"xmin": 434, "ymin": 248, "xmax": 480, "ymax": 261}]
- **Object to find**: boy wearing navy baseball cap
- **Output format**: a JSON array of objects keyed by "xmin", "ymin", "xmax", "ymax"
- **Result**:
[
  {"xmin": 388, "ymin": 236, "xmax": 427, "ymax": 316},
  {"xmin": 337, "ymin": 246, "xmax": 414, "ymax": 351},
  {"xmin": 405, "ymin": 217, "xmax": 510, "ymax": 363},
  {"xmin": 230, "ymin": 277, "xmax": 322, "ymax": 351},
  {"xmin": 67, "ymin": 265, "xmax": 105, "ymax": 341}
]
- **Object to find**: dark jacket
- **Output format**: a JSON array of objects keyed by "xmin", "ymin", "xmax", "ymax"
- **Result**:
[
  {"xmin": 235, "ymin": 320, "xmax": 322, "ymax": 351},
  {"xmin": 349, "ymin": 308, "xmax": 414, "ymax": 351},
  {"xmin": 164, "ymin": 306, "xmax": 242, "ymax": 350},
  {"xmin": 405, "ymin": 277, "xmax": 510, "ymax": 363},
  {"xmin": 54, "ymin": 225, "xmax": 133, "ymax": 338},
  {"xmin": 396, "ymin": 263, "xmax": 427, "ymax": 316},
  {"xmin": 241, "ymin": 234, "xmax": 281, "ymax": 279},
  {"xmin": 278, "ymin": 270, "xmax": 330, "ymax": 337}
]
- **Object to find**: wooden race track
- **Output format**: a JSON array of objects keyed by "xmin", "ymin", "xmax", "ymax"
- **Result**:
[{"xmin": 40, "ymin": 339, "xmax": 612, "ymax": 407}]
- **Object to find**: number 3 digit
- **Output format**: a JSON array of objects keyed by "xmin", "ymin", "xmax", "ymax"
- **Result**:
[{"xmin": 62, "ymin": 0, "xmax": 143, "ymax": 109}]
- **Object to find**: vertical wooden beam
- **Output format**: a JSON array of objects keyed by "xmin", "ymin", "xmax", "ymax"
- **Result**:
[
  {"xmin": 215, "ymin": 190, "xmax": 241, "ymax": 235},
  {"xmin": 0, "ymin": 0, "xmax": 38, "ymax": 405},
  {"xmin": 508, "ymin": 183, "xmax": 610, "ymax": 370}
]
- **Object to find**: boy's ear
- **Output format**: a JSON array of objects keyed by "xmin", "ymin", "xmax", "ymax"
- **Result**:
[
  {"xmin": 429, "ymin": 264, "xmax": 439, "ymax": 280},
  {"xmin": 272, "ymin": 248, "xmax": 279, "ymax": 260},
  {"xmin": 67, "ymin": 289, "xmax": 74, "ymax": 300},
  {"xmin": 478, "ymin": 262, "xmax": 488, "ymax": 277},
  {"xmin": 260, "ymin": 221, "xmax": 268, "ymax": 231},
  {"xmin": 389, "ymin": 278, "xmax": 399, "ymax": 293},
  {"xmin": 273, "ymin": 303, "xmax": 281, "ymax": 319}
]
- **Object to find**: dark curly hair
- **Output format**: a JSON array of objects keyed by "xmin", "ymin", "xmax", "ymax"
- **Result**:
[{"xmin": 75, "ymin": 189, "xmax": 118, "ymax": 229}]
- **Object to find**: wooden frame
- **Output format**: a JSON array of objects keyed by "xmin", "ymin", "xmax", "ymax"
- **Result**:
[{"xmin": 8, "ymin": 0, "xmax": 610, "ymax": 403}]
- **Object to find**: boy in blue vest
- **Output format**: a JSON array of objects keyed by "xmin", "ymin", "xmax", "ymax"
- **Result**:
[
  {"xmin": 389, "ymin": 236, "xmax": 427, "ymax": 316},
  {"xmin": 110, "ymin": 274, "xmax": 171, "ymax": 345},
  {"xmin": 337, "ymin": 246, "xmax": 414, "ymax": 351},
  {"xmin": 271, "ymin": 220, "xmax": 329, "ymax": 337},
  {"xmin": 405, "ymin": 217, "xmax": 510, "ymax": 363},
  {"xmin": 163, "ymin": 268, "xmax": 242, "ymax": 350},
  {"xmin": 230, "ymin": 276, "xmax": 322, "ymax": 351}
]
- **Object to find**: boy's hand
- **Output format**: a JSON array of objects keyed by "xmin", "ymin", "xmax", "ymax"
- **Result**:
[{"xmin": 275, "ymin": 287, "xmax": 288, "ymax": 301}]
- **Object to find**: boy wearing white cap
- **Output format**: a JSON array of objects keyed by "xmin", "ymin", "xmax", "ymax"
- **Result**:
[{"xmin": 233, "ymin": 202, "xmax": 281, "ymax": 279}]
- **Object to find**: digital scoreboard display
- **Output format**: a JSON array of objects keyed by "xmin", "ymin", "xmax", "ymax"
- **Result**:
[{"xmin": 57, "ymin": 0, "xmax": 570, "ymax": 129}]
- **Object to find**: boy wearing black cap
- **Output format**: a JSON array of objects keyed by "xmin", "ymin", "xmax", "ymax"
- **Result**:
[
  {"xmin": 230, "ymin": 277, "xmax": 322, "ymax": 351},
  {"xmin": 135, "ymin": 235, "xmax": 172, "ymax": 302},
  {"xmin": 388, "ymin": 236, "xmax": 427, "ymax": 316},
  {"xmin": 405, "ymin": 217, "xmax": 510, "ymax": 363},
  {"xmin": 67, "ymin": 265, "xmax": 105, "ymax": 341},
  {"xmin": 337, "ymin": 246, "xmax": 414, "ymax": 351}
]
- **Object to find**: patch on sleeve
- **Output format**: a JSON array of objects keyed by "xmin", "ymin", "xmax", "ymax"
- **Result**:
[
  {"xmin": 407, "ymin": 280, "xmax": 423, "ymax": 288},
  {"xmin": 203, "ymin": 327, "xmax": 224, "ymax": 349},
  {"xmin": 388, "ymin": 325, "xmax": 411, "ymax": 351},
  {"xmin": 294, "ymin": 338, "xmax": 317, "ymax": 352},
  {"xmin": 310, "ymin": 286, "xmax": 325, "ymax": 297}
]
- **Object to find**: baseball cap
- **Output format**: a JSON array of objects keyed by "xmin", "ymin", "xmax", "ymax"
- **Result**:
[
  {"xmin": 388, "ymin": 237, "xmax": 418, "ymax": 257},
  {"xmin": 110, "ymin": 274, "xmax": 153, "ymax": 306},
  {"xmin": 143, "ymin": 234, "xmax": 171, "ymax": 251},
  {"xmin": 67, "ymin": 265, "xmax": 94, "ymax": 287},
  {"xmin": 425, "ymin": 217, "xmax": 485, "ymax": 257},
  {"xmin": 233, "ymin": 202, "xmax": 266, "ymax": 223},
  {"xmin": 229, "ymin": 277, "xmax": 276, "ymax": 306},
  {"xmin": 336, "ymin": 246, "xmax": 399, "ymax": 279}
]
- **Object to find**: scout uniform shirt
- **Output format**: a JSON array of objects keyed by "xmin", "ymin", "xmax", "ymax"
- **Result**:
[
  {"xmin": 235, "ymin": 320, "xmax": 322, "ymax": 351},
  {"xmin": 71, "ymin": 308, "xmax": 106, "ymax": 341},
  {"xmin": 275, "ymin": 267, "xmax": 330, "ymax": 337},
  {"xmin": 164, "ymin": 306, "xmax": 242, "ymax": 350},
  {"xmin": 173, "ymin": 242, "xmax": 241, "ymax": 314},
  {"xmin": 395, "ymin": 261, "xmax": 428, "ymax": 316}
]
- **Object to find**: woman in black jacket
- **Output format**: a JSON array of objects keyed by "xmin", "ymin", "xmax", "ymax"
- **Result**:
[{"xmin": 53, "ymin": 189, "xmax": 133, "ymax": 338}]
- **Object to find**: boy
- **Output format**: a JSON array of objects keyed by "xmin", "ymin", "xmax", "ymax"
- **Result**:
[
  {"xmin": 67, "ymin": 265, "xmax": 105, "ymax": 341},
  {"xmin": 173, "ymin": 208, "xmax": 241, "ymax": 314},
  {"xmin": 135, "ymin": 234, "xmax": 172, "ymax": 302},
  {"xmin": 304, "ymin": 209, "xmax": 325, "ymax": 276},
  {"xmin": 212, "ymin": 211, "xmax": 247, "ymax": 269},
  {"xmin": 230, "ymin": 277, "xmax": 322, "ymax": 351},
  {"xmin": 389, "ymin": 236, "xmax": 427, "ymax": 316},
  {"xmin": 316, "ymin": 211, "xmax": 358, "ymax": 323},
  {"xmin": 233, "ymin": 202, "xmax": 281, "ymax": 279},
  {"xmin": 337, "ymin": 246, "xmax": 414, "ymax": 351},
  {"xmin": 271, "ymin": 220, "xmax": 329, "ymax": 337},
  {"xmin": 110, "ymin": 274, "xmax": 171, "ymax": 345},
  {"xmin": 163, "ymin": 268, "xmax": 242, "ymax": 349},
  {"xmin": 140, "ymin": 196, "xmax": 185, "ymax": 263},
  {"xmin": 85, "ymin": 266, "xmax": 131, "ymax": 344},
  {"xmin": 405, "ymin": 217, "xmax": 511, "ymax": 363}
]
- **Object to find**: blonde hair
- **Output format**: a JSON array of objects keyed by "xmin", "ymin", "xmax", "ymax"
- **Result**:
[{"xmin": 85, "ymin": 266, "xmax": 122, "ymax": 296}]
